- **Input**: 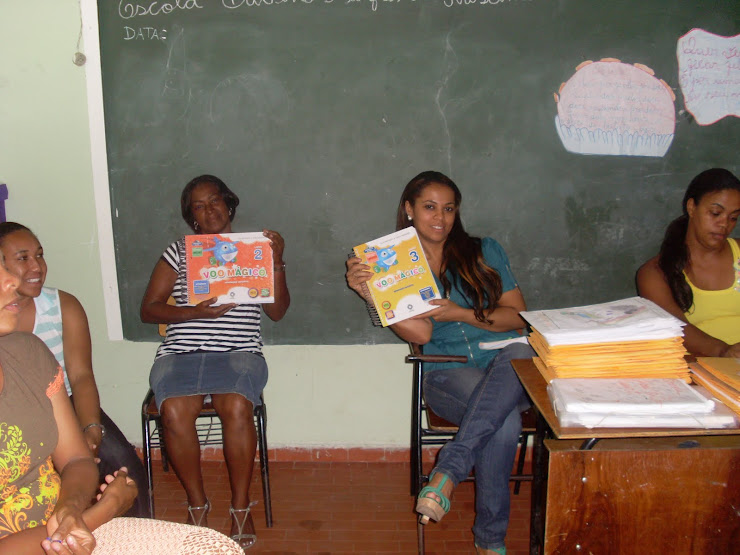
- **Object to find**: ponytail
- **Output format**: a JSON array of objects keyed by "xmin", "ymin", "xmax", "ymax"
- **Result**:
[{"xmin": 658, "ymin": 214, "xmax": 692, "ymax": 312}]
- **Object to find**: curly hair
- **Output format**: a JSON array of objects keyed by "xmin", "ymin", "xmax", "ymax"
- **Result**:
[{"xmin": 180, "ymin": 175, "xmax": 240, "ymax": 232}]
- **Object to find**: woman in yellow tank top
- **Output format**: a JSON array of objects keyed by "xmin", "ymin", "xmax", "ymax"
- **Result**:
[{"xmin": 637, "ymin": 168, "xmax": 740, "ymax": 357}]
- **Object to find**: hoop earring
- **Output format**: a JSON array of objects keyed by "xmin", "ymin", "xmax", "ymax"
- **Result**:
[
  {"xmin": 228, "ymin": 208, "xmax": 233, "ymax": 216},
  {"xmin": 193, "ymin": 221, "xmax": 199, "ymax": 231}
]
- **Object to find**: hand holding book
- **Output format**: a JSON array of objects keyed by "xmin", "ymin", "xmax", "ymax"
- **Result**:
[
  {"xmin": 345, "ymin": 256, "xmax": 375, "ymax": 305},
  {"xmin": 191, "ymin": 296, "xmax": 238, "ymax": 319},
  {"xmin": 185, "ymin": 232, "xmax": 275, "ymax": 305},
  {"xmin": 348, "ymin": 228, "xmax": 440, "ymax": 327}
]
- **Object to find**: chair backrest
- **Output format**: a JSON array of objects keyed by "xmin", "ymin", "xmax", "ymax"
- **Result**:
[{"xmin": 407, "ymin": 343, "xmax": 467, "ymax": 432}]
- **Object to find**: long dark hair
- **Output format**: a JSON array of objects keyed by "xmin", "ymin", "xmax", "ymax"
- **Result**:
[
  {"xmin": 180, "ymin": 174, "xmax": 240, "ymax": 232},
  {"xmin": 396, "ymin": 171, "xmax": 503, "ymax": 323},
  {"xmin": 658, "ymin": 168, "xmax": 740, "ymax": 312}
]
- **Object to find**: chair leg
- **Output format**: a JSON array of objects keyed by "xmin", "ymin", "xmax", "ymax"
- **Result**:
[
  {"xmin": 255, "ymin": 404, "xmax": 273, "ymax": 528},
  {"xmin": 141, "ymin": 413, "xmax": 155, "ymax": 519},
  {"xmin": 156, "ymin": 419, "xmax": 170, "ymax": 473},
  {"xmin": 411, "ymin": 360, "xmax": 423, "ymax": 497},
  {"xmin": 417, "ymin": 519, "xmax": 425, "ymax": 555},
  {"xmin": 411, "ymin": 429, "xmax": 421, "ymax": 497},
  {"xmin": 514, "ymin": 431, "xmax": 529, "ymax": 495}
]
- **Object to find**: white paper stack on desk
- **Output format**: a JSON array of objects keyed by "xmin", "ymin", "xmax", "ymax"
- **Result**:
[
  {"xmin": 547, "ymin": 377, "xmax": 738, "ymax": 429},
  {"xmin": 520, "ymin": 297, "xmax": 691, "ymax": 383}
]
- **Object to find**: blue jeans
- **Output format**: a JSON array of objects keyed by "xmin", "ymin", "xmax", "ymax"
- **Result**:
[{"xmin": 422, "ymin": 342, "xmax": 533, "ymax": 550}]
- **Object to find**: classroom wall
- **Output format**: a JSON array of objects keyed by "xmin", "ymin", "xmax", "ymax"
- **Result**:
[{"xmin": 0, "ymin": 0, "xmax": 410, "ymax": 449}]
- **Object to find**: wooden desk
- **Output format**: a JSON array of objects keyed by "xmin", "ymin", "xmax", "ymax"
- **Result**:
[{"xmin": 512, "ymin": 359, "xmax": 740, "ymax": 555}]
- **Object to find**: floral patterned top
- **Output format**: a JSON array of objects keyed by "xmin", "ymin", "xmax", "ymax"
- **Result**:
[{"xmin": 0, "ymin": 332, "xmax": 62, "ymax": 537}]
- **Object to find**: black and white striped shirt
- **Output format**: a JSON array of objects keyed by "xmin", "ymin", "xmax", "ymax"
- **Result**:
[{"xmin": 154, "ymin": 238, "xmax": 263, "ymax": 359}]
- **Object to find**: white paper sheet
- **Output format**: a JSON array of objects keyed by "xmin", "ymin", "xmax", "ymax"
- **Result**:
[{"xmin": 520, "ymin": 297, "xmax": 685, "ymax": 346}]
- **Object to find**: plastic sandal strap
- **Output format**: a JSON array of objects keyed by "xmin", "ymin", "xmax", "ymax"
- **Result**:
[
  {"xmin": 230, "ymin": 501, "xmax": 258, "ymax": 550},
  {"xmin": 418, "ymin": 473, "xmax": 451, "ymax": 513},
  {"xmin": 187, "ymin": 499, "xmax": 211, "ymax": 527}
]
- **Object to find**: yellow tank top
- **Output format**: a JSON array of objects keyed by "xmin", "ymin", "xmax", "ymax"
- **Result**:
[{"xmin": 684, "ymin": 238, "xmax": 740, "ymax": 344}]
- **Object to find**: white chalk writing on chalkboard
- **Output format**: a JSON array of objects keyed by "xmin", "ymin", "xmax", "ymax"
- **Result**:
[
  {"xmin": 117, "ymin": 0, "xmax": 533, "ymax": 19},
  {"xmin": 677, "ymin": 29, "xmax": 740, "ymax": 126}
]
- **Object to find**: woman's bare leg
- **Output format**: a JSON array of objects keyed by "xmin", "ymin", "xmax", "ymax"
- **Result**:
[
  {"xmin": 159, "ymin": 395, "xmax": 209, "ymax": 524},
  {"xmin": 212, "ymin": 393, "xmax": 257, "ymax": 542}
]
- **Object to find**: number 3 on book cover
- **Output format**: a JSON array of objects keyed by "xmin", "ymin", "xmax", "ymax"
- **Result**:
[
  {"xmin": 353, "ymin": 227, "xmax": 440, "ymax": 326},
  {"xmin": 185, "ymin": 233, "xmax": 274, "ymax": 305}
]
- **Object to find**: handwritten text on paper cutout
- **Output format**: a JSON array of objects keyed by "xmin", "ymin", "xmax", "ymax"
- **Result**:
[
  {"xmin": 554, "ymin": 59, "xmax": 676, "ymax": 157},
  {"xmin": 677, "ymin": 29, "xmax": 740, "ymax": 126}
]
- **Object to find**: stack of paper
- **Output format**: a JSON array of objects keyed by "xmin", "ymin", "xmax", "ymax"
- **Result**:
[
  {"xmin": 690, "ymin": 358, "xmax": 740, "ymax": 416},
  {"xmin": 520, "ymin": 297, "xmax": 690, "ymax": 382},
  {"xmin": 548, "ymin": 378, "xmax": 737, "ymax": 429}
]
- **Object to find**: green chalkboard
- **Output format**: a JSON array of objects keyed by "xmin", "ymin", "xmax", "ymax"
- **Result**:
[{"xmin": 97, "ymin": 0, "xmax": 739, "ymax": 344}]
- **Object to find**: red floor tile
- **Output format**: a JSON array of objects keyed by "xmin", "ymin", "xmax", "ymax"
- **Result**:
[{"xmin": 150, "ymin": 459, "xmax": 531, "ymax": 553}]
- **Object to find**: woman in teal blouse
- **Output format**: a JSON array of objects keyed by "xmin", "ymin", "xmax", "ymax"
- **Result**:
[{"xmin": 346, "ymin": 171, "xmax": 532, "ymax": 555}]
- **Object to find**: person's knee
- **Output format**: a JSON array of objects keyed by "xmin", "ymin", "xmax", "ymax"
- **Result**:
[
  {"xmin": 213, "ymin": 394, "xmax": 253, "ymax": 425},
  {"xmin": 500, "ymin": 342, "xmax": 534, "ymax": 361},
  {"xmin": 160, "ymin": 397, "xmax": 202, "ymax": 429},
  {"xmin": 497, "ymin": 410, "xmax": 523, "ymax": 443}
]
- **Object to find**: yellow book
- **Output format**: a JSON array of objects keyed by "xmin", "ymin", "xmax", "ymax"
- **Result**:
[{"xmin": 352, "ymin": 227, "xmax": 440, "ymax": 327}]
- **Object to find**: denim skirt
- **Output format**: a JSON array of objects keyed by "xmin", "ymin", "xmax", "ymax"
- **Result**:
[{"xmin": 149, "ymin": 351, "xmax": 268, "ymax": 411}]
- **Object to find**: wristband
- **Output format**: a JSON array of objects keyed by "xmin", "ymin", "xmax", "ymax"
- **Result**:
[
  {"xmin": 274, "ymin": 262, "xmax": 286, "ymax": 272},
  {"xmin": 83, "ymin": 422, "xmax": 106, "ymax": 438}
]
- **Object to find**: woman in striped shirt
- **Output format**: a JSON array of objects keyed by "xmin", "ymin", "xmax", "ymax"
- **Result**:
[{"xmin": 140, "ymin": 175, "xmax": 290, "ymax": 551}]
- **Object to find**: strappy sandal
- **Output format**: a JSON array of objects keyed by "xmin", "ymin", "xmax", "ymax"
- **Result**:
[
  {"xmin": 187, "ymin": 499, "xmax": 211, "ymax": 527},
  {"xmin": 415, "ymin": 471, "xmax": 451, "ymax": 524},
  {"xmin": 229, "ymin": 500, "xmax": 258, "ymax": 551}
]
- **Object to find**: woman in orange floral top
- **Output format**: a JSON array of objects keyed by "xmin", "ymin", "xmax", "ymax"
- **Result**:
[{"xmin": 0, "ymin": 254, "xmax": 134, "ymax": 553}]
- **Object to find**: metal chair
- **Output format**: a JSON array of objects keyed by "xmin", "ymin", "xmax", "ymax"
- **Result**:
[
  {"xmin": 406, "ymin": 342, "xmax": 534, "ymax": 554},
  {"xmin": 140, "ymin": 389, "xmax": 273, "ymax": 527}
]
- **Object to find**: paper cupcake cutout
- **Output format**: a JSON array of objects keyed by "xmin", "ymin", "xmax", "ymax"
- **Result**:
[
  {"xmin": 554, "ymin": 59, "xmax": 676, "ymax": 157},
  {"xmin": 677, "ymin": 29, "xmax": 740, "ymax": 126}
]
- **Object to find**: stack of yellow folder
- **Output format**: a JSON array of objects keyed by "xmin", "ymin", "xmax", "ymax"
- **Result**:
[
  {"xmin": 520, "ymin": 297, "xmax": 691, "ymax": 383},
  {"xmin": 529, "ymin": 330, "xmax": 690, "ymax": 383},
  {"xmin": 690, "ymin": 358, "xmax": 740, "ymax": 416}
]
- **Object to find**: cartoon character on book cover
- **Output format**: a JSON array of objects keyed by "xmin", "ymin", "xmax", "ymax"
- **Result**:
[
  {"xmin": 186, "ymin": 233, "xmax": 274, "ymax": 305},
  {"xmin": 353, "ymin": 227, "xmax": 440, "ymax": 326}
]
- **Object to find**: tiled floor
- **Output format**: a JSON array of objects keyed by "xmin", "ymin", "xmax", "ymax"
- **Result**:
[{"xmin": 150, "ymin": 458, "xmax": 531, "ymax": 554}]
